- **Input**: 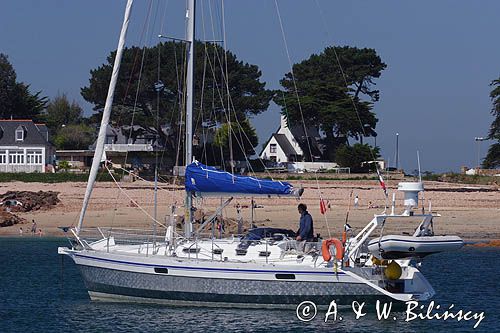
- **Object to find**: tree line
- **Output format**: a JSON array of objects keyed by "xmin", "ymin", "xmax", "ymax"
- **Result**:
[
  {"xmin": 483, "ymin": 78, "xmax": 500, "ymax": 168},
  {"xmin": 1, "ymin": 44, "xmax": 499, "ymax": 170},
  {"xmin": 0, "ymin": 53, "xmax": 94, "ymax": 150}
]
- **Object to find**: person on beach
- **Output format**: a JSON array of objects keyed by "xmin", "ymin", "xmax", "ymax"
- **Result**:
[
  {"xmin": 38, "ymin": 229, "xmax": 43, "ymax": 237},
  {"xmin": 31, "ymin": 220, "xmax": 37, "ymax": 235},
  {"xmin": 354, "ymin": 195, "xmax": 359, "ymax": 208},
  {"xmin": 19, "ymin": 227, "xmax": 23, "ymax": 236},
  {"xmin": 296, "ymin": 203, "xmax": 314, "ymax": 252}
]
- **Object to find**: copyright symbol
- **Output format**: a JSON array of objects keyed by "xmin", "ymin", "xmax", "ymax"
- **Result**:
[{"xmin": 296, "ymin": 301, "xmax": 317, "ymax": 322}]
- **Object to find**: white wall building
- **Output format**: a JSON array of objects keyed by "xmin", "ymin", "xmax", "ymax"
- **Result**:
[
  {"xmin": 260, "ymin": 115, "xmax": 323, "ymax": 163},
  {"xmin": 0, "ymin": 120, "xmax": 54, "ymax": 173}
]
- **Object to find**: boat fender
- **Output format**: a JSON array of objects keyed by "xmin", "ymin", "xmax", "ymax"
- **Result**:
[
  {"xmin": 321, "ymin": 238, "xmax": 344, "ymax": 262},
  {"xmin": 384, "ymin": 260, "xmax": 402, "ymax": 280},
  {"xmin": 371, "ymin": 257, "xmax": 389, "ymax": 266}
]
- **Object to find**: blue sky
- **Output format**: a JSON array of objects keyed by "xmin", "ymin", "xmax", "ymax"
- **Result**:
[{"xmin": 1, "ymin": 0, "xmax": 499, "ymax": 172}]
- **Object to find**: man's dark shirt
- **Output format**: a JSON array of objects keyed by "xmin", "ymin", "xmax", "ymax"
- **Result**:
[{"xmin": 298, "ymin": 211, "xmax": 314, "ymax": 241}]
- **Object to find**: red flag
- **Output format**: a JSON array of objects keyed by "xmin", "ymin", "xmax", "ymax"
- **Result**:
[
  {"xmin": 376, "ymin": 168, "xmax": 387, "ymax": 196},
  {"xmin": 320, "ymin": 198, "xmax": 327, "ymax": 214}
]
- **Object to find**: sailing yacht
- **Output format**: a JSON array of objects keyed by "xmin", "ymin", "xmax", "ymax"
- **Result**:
[{"xmin": 58, "ymin": 0, "xmax": 463, "ymax": 308}]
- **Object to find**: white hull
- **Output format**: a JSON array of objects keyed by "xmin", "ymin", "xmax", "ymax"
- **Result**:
[{"xmin": 59, "ymin": 242, "xmax": 435, "ymax": 307}]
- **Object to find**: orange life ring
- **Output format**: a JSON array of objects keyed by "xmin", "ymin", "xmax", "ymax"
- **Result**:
[{"xmin": 322, "ymin": 238, "xmax": 344, "ymax": 262}]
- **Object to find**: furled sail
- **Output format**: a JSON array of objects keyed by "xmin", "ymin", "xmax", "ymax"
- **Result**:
[{"xmin": 185, "ymin": 161, "xmax": 303, "ymax": 197}]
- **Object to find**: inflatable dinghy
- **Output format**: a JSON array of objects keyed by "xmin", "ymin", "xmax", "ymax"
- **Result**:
[{"xmin": 368, "ymin": 235, "xmax": 464, "ymax": 259}]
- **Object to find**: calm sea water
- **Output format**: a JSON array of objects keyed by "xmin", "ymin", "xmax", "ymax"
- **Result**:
[{"xmin": 0, "ymin": 237, "xmax": 498, "ymax": 332}]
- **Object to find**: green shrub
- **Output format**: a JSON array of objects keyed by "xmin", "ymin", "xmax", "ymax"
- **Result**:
[
  {"xmin": 335, "ymin": 144, "xmax": 380, "ymax": 172},
  {"xmin": 58, "ymin": 160, "xmax": 71, "ymax": 171},
  {"xmin": 438, "ymin": 173, "xmax": 496, "ymax": 185},
  {"xmin": 422, "ymin": 173, "xmax": 440, "ymax": 181},
  {"xmin": 418, "ymin": 172, "xmax": 498, "ymax": 185}
]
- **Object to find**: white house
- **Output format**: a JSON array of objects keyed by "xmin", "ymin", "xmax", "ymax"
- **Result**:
[
  {"xmin": 260, "ymin": 115, "xmax": 324, "ymax": 163},
  {"xmin": 0, "ymin": 119, "xmax": 54, "ymax": 173}
]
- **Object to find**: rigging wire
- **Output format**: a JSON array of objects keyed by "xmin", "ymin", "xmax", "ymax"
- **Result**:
[
  {"xmin": 109, "ymin": 162, "xmax": 181, "ymax": 194},
  {"xmin": 274, "ymin": 0, "xmax": 331, "ymax": 237},
  {"xmin": 205, "ymin": 1, "xmax": 241, "ymax": 171},
  {"xmin": 209, "ymin": 0, "xmax": 265, "ymax": 177},
  {"xmin": 199, "ymin": 2, "xmax": 210, "ymax": 165},
  {"xmin": 202, "ymin": 47, "xmax": 258, "ymax": 176},
  {"xmin": 105, "ymin": 164, "xmax": 167, "ymax": 229},
  {"xmin": 313, "ymin": 0, "xmax": 387, "ymax": 200},
  {"xmin": 109, "ymin": 0, "xmax": 154, "ymax": 230},
  {"xmin": 221, "ymin": 0, "xmax": 234, "ymax": 175},
  {"xmin": 208, "ymin": 1, "xmax": 227, "ymax": 170},
  {"xmin": 273, "ymin": 0, "xmax": 315, "ymax": 164},
  {"xmin": 159, "ymin": 0, "xmax": 170, "ymax": 34},
  {"xmin": 204, "ymin": 0, "xmax": 273, "ymax": 178}
]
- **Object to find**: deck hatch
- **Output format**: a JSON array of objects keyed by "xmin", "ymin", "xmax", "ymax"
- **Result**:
[
  {"xmin": 182, "ymin": 247, "xmax": 201, "ymax": 254},
  {"xmin": 259, "ymin": 251, "xmax": 271, "ymax": 257},
  {"xmin": 235, "ymin": 249, "xmax": 247, "ymax": 256},
  {"xmin": 212, "ymin": 248, "xmax": 224, "ymax": 255}
]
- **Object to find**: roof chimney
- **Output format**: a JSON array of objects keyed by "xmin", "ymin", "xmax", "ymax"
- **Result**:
[{"xmin": 280, "ymin": 113, "xmax": 288, "ymax": 130}]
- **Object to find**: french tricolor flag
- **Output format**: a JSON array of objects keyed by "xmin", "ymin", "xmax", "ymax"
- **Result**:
[
  {"xmin": 376, "ymin": 168, "xmax": 387, "ymax": 196},
  {"xmin": 320, "ymin": 198, "xmax": 327, "ymax": 214}
]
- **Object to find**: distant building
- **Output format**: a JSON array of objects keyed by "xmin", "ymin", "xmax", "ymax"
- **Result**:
[
  {"xmin": 259, "ymin": 115, "xmax": 324, "ymax": 163},
  {"xmin": 362, "ymin": 159, "xmax": 386, "ymax": 171},
  {"xmin": 461, "ymin": 166, "xmax": 500, "ymax": 176},
  {"xmin": 0, "ymin": 119, "xmax": 54, "ymax": 173},
  {"xmin": 89, "ymin": 125, "xmax": 155, "ymax": 153},
  {"xmin": 56, "ymin": 125, "xmax": 166, "ymax": 170}
]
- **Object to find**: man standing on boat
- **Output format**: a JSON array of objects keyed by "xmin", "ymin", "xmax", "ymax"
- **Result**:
[{"xmin": 296, "ymin": 203, "xmax": 314, "ymax": 252}]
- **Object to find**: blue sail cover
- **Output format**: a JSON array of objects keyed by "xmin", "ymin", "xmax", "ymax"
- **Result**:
[{"xmin": 185, "ymin": 162, "xmax": 296, "ymax": 196}]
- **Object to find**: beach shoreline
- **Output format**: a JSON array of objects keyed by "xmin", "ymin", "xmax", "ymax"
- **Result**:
[{"xmin": 0, "ymin": 180, "xmax": 498, "ymax": 241}]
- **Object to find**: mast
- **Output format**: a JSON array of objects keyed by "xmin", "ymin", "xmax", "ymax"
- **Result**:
[
  {"xmin": 76, "ymin": 0, "xmax": 134, "ymax": 235},
  {"xmin": 184, "ymin": 0, "xmax": 195, "ymax": 238},
  {"xmin": 395, "ymin": 132, "xmax": 399, "ymax": 170}
]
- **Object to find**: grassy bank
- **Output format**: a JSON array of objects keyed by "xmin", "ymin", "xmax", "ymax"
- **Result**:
[{"xmin": 423, "ymin": 172, "xmax": 499, "ymax": 185}]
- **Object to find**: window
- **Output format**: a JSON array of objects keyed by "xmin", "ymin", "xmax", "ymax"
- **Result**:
[
  {"xmin": 8, "ymin": 150, "xmax": 24, "ymax": 164},
  {"xmin": 270, "ymin": 143, "xmax": 277, "ymax": 153},
  {"xmin": 27, "ymin": 149, "xmax": 43, "ymax": 165},
  {"xmin": 154, "ymin": 267, "xmax": 169, "ymax": 274},
  {"xmin": 15, "ymin": 129, "xmax": 24, "ymax": 141},
  {"xmin": 0, "ymin": 150, "xmax": 6, "ymax": 164}
]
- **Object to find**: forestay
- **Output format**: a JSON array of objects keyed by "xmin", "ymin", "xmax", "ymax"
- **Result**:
[{"xmin": 185, "ymin": 161, "xmax": 303, "ymax": 197}]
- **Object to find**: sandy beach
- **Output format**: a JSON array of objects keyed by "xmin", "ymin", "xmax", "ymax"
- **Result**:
[{"xmin": 1, "ymin": 179, "xmax": 499, "ymax": 241}]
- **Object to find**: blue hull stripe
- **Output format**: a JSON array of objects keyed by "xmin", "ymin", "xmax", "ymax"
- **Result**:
[{"xmin": 74, "ymin": 253, "xmax": 345, "ymax": 276}]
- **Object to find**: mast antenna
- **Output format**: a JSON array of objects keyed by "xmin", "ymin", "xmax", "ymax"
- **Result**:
[{"xmin": 417, "ymin": 150, "xmax": 422, "ymax": 183}]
